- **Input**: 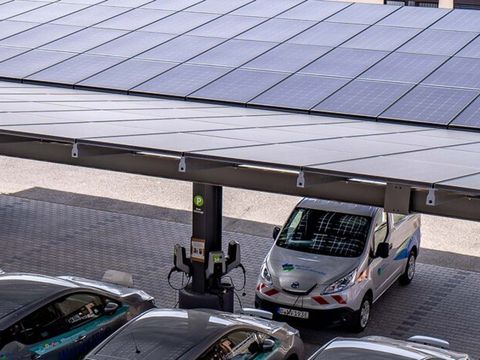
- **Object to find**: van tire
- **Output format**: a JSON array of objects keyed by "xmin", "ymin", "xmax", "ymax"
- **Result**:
[
  {"xmin": 399, "ymin": 250, "xmax": 416, "ymax": 286},
  {"xmin": 349, "ymin": 294, "xmax": 371, "ymax": 333}
]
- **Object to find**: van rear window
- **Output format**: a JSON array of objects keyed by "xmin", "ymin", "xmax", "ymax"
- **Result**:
[{"xmin": 276, "ymin": 208, "xmax": 371, "ymax": 257}]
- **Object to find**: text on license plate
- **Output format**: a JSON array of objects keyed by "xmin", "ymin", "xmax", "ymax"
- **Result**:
[{"xmin": 277, "ymin": 307, "xmax": 309, "ymax": 319}]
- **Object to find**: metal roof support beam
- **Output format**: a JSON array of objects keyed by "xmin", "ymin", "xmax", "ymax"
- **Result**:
[
  {"xmin": 0, "ymin": 138, "xmax": 479, "ymax": 222},
  {"xmin": 177, "ymin": 154, "xmax": 232, "ymax": 173},
  {"xmin": 71, "ymin": 141, "xmax": 130, "ymax": 158}
]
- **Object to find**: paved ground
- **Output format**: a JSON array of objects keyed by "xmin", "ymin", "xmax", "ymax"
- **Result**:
[{"xmin": 0, "ymin": 194, "xmax": 479, "ymax": 357}]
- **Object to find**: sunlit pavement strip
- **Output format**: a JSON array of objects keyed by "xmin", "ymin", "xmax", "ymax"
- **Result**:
[{"xmin": 0, "ymin": 195, "xmax": 478, "ymax": 357}]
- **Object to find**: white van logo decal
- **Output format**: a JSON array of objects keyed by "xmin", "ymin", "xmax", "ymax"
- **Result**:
[{"xmin": 291, "ymin": 281, "xmax": 300, "ymax": 289}]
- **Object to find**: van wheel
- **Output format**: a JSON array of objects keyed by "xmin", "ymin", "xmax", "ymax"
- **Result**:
[
  {"xmin": 399, "ymin": 251, "xmax": 416, "ymax": 286},
  {"xmin": 349, "ymin": 294, "xmax": 371, "ymax": 333}
]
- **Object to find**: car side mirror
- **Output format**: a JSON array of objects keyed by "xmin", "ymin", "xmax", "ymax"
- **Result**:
[
  {"xmin": 104, "ymin": 301, "xmax": 119, "ymax": 315},
  {"xmin": 261, "ymin": 338, "xmax": 276, "ymax": 352},
  {"xmin": 272, "ymin": 226, "xmax": 281, "ymax": 240},
  {"xmin": 376, "ymin": 242, "xmax": 390, "ymax": 259}
]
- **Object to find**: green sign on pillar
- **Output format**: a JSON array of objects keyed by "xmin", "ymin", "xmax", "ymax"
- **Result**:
[{"xmin": 194, "ymin": 194, "xmax": 204, "ymax": 214}]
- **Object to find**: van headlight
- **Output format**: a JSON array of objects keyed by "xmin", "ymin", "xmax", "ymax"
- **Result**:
[
  {"xmin": 323, "ymin": 269, "xmax": 357, "ymax": 294},
  {"xmin": 260, "ymin": 263, "xmax": 273, "ymax": 285}
]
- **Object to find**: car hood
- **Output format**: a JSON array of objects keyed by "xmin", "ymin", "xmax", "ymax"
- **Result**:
[
  {"xmin": 59, "ymin": 276, "xmax": 154, "ymax": 301},
  {"xmin": 267, "ymin": 246, "xmax": 361, "ymax": 293}
]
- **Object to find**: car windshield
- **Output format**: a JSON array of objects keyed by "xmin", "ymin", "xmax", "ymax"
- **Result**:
[
  {"xmin": 313, "ymin": 348, "xmax": 420, "ymax": 360},
  {"xmin": 276, "ymin": 208, "xmax": 371, "ymax": 258}
]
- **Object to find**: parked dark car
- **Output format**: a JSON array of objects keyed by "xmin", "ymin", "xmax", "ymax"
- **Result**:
[
  {"xmin": 85, "ymin": 308, "xmax": 304, "ymax": 360},
  {"xmin": 0, "ymin": 273, "xmax": 155, "ymax": 359}
]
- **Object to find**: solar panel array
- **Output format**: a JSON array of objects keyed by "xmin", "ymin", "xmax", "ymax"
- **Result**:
[{"xmin": 1, "ymin": 0, "xmax": 480, "ymax": 130}]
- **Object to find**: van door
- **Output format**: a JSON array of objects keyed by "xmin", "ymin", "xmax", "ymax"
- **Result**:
[{"xmin": 370, "ymin": 210, "xmax": 391, "ymax": 298}]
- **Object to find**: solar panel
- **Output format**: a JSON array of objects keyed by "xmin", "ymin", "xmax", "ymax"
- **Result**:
[
  {"xmin": 398, "ymin": 29, "xmax": 477, "ymax": 56},
  {"xmin": 141, "ymin": 0, "xmax": 203, "ymax": 11},
  {"xmin": 242, "ymin": 43, "xmax": 331, "ymax": 73},
  {"xmin": 450, "ymin": 96, "xmax": 480, "ymax": 128},
  {"xmin": 188, "ymin": 39, "xmax": 276, "ymax": 67},
  {"xmin": 141, "ymin": 11, "xmax": 218, "ymax": 34},
  {"xmin": 0, "ymin": 20, "xmax": 39, "ymax": 40},
  {"xmin": 314, "ymin": 80, "xmax": 413, "ymax": 117},
  {"xmin": 0, "ymin": 1, "xmax": 47, "ymax": 20},
  {"xmin": 327, "ymin": 3, "xmax": 400, "ymax": 25},
  {"xmin": 231, "ymin": 0, "xmax": 303, "ymax": 18},
  {"xmin": 456, "ymin": 37, "xmax": 480, "ymax": 59},
  {"xmin": 377, "ymin": 6, "xmax": 449, "ymax": 28},
  {"xmin": 431, "ymin": 9, "xmax": 480, "ymax": 33},
  {"xmin": 381, "ymin": 85, "xmax": 479, "ymax": 125},
  {"xmin": 0, "ymin": 23, "xmax": 81, "ymax": 49},
  {"xmin": 93, "ymin": 9, "xmax": 173, "ymax": 31},
  {"xmin": 137, "ymin": 36, "xmax": 224, "ymax": 63},
  {"xmin": 9, "ymin": 2, "xmax": 88, "ymax": 23},
  {"xmin": 0, "ymin": 46, "xmax": 27, "ymax": 62},
  {"xmin": 90, "ymin": 132, "xmax": 258, "ymax": 153},
  {"xmin": 27, "ymin": 54, "xmax": 125, "ymax": 85},
  {"xmin": 236, "ymin": 18, "xmax": 315, "ymax": 43},
  {"xmin": 0, "ymin": 49, "xmax": 75, "ymax": 79},
  {"xmin": 190, "ymin": 69, "xmax": 288, "ymax": 103},
  {"xmin": 300, "ymin": 48, "xmax": 387, "ymax": 78},
  {"xmin": 52, "ymin": 5, "xmax": 130, "ymax": 27},
  {"xmin": 101, "ymin": 0, "xmax": 152, "ymax": 7},
  {"xmin": 250, "ymin": 74, "xmax": 349, "ymax": 110},
  {"xmin": 423, "ymin": 57, "xmax": 480, "ymax": 90},
  {"xmin": 133, "ymin": 64, "xmax": 232, "ymax": 97},
  {"xmin": 78, "ymin": 59, "xmax": 177, "ymax": 91},
  {"xmin": 278, "ymin": 0, "xmax": 350, "ymax": 21},
  {"xmin": 342, "ymin": 26, "xmax": 420, "ymax": 52},
  {"xmin": 187, "ymin": 0, "xmax": 252, "ymax": 14},
  {"xmin": 288, "ymin": 22, "xmax": 367, "ymax": 47},
  {"xmin": 41, "ymin": 27, "xmax": 127, "ymax": 53},
  {"xmin": 88, "ymin": 32, "xmax": 174, "ymax": 58},
  {"xmin": 188, "ymin": 15, "xmax": 266, "ymax": 39},
  {"xmin": 360, "ymin": 52, "xmax": 447, "ymax": 83}
]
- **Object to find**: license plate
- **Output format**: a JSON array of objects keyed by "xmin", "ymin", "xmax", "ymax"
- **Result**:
[{"xmin": 277, "ymin": 307, "xmax": 309, "ymax": 319}]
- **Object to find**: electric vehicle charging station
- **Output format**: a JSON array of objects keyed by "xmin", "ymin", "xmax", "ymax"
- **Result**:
[{"xmin": 171, "ymin": 183, "xmax": 244, "ymax": 312}]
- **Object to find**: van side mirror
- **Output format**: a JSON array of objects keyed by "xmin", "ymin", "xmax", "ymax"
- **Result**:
[
  {"xmin": 376, "ymin": 242, "xmax": 390, "ymax": 259},
  {"xmin": 272, "ymin": 226, "xmax": 281, "ymax": 240}
]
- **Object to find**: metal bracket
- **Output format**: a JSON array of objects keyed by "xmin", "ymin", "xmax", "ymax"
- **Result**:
[
  {"xmin": 425, "ymin": 187, "xmax": 464, "ymax": 207},
  {"xmin": 384, "ymin": 183, "xmax": 411, "ymax": 214},
  {"xmin": 71, "ymin": 142, "xmax": 79, "ymax": 158},
  {"xmin": 178, "ymin": 154, "xmax": 186, "ymax": 173},
  {"xmin": 426, "ymin": 188, "xmax": 436, "ymax": 206},
  {"xmin": 296, "ymin": 169, "xmax": 305, "ymax": 188}
]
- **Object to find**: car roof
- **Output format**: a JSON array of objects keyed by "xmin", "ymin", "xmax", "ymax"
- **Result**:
[
  {"xmin": 0, "ymin": 273, "xmax": 78, "ymax": 324},
  {"xmin": 313, "ymin": 337, "xmax": 459, "ymax": 360},
  {"xmin": 299, "ymin": 198, "xmax": 378, "ymax": 217},
  {"xmin": 88, "ymin": 308, "xmax": 276, "ymax": 360}
]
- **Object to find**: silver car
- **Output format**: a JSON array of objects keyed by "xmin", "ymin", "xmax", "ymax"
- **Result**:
[
  {"xmin": 308, "ymin": 336, "xmax": 470, "ymax": 359},
  {"xmin": 0, "ymin": 272, "xmax": 154, "ymax": 359},
  {"xmin": 85, "ymin": 308, "xmax": 304, "ymax": 360},
  {"xmin": 255, "ymin": 199, "xmax": 421, "ymax": 331}
]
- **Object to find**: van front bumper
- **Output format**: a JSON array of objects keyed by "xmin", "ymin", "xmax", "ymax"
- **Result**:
[{"xmin": 255, "ymin": 295, "xmax": 355, "ymax": 324}]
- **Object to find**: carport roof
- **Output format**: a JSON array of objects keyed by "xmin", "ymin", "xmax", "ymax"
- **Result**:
[{"xmin": 0, "ymin": 81, "xmax": 479, "ymax": 221}]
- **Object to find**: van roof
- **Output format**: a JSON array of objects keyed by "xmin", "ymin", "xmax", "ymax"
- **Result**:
[{"xmin": 298, "ymin": 198, "xmax": 378, "ymax": 217}]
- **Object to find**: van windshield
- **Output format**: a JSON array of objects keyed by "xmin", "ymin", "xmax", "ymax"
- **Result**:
[{"xmin": 276, "ymin": 208, "xmax": 371, "ymax": 258}]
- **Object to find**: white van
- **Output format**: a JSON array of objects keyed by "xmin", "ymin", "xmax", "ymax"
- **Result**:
[{"xmin": 255, "ymin": 199, "xmax": 421, "ymax": 331}]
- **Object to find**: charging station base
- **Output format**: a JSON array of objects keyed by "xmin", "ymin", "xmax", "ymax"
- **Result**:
[{"xmin": 179, "ymin": 285, "xmax": 234, "ymax": 312}]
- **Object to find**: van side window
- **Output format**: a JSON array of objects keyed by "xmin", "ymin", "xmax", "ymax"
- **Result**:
[
  {"xmin": 373, "ymin": 211, "xmax": 388, "ymax": 251},
  {"xmin": 392, "ymin": 213, "xmax": 407, "ymax": 226}
]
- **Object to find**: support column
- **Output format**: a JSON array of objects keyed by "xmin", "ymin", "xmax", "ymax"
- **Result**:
[
  {"xmin": 178, "ymin": 183, "xmax": 234, "ymax": 312},
  {"xmin": 190, "ymin": 183, "xmax": 223, "ymax": 293}
]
